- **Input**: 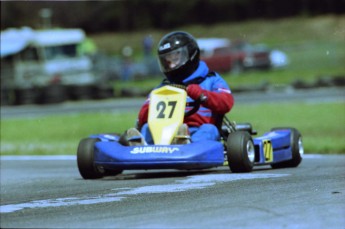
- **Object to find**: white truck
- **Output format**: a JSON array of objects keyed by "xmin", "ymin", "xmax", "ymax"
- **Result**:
[{"xmin": 1, "ymin": 27, "xmax": 112, "ymax": 105}]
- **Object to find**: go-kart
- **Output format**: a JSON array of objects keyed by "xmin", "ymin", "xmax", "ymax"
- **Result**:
[{"xmin": 77, "ymin": 85, "xmax": 304, "ymax": 179}]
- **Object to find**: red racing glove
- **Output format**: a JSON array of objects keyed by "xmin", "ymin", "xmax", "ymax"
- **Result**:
[{"xmin": 187, "ymin": 84, "xmax": 205, "ymax": 101}]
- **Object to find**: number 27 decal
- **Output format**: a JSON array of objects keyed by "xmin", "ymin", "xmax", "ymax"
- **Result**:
[{"xmin": 156, "ymin": 101, "xmax": 177, "ymax": 119}]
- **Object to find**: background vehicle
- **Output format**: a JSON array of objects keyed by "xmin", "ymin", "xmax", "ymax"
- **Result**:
[
  {"xmin": 0, "ymin": 27, "xmax": 113, "ymax": 105},
  {"xmin": 197, "ymin": 38, "xmax": 271, "ymax": 73},
  {"xmin": 197, "ymin": 38, "xmax": 233, "ymax": 73}
]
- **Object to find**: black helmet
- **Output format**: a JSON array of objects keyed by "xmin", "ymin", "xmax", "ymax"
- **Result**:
[{"xmin": 157, "ymin": 31, "xmax": 200, "ymax": 83}]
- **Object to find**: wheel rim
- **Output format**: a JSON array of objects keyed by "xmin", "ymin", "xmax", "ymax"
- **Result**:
[
  {"xmin": 247, "ymin": 141, "xmax": 255, "ymax": 163},
  {"xmin": 298, "ymin": 137, "xmax": 304, "ymax": 157}
]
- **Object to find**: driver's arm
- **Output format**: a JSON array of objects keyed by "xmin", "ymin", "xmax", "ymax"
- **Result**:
[
  {"xmin": 187, "ymin": 84, "xmax": 234, "ymax": 114},
  {"xmin": 138, "ymin": 99, "xmax": 149, "ymax": 130}
]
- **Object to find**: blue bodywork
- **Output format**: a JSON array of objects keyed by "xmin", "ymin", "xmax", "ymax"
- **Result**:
[
  {"xmin": 254, "ymin": 129, "xmax": 292, "ymax": 164},
  {"xmin": 89, "ymin": 128, "xmax": 293, "ymax": 170},
  {"xmin": 92, "ymin": 134, "xmax": 224, "ymax": 170}
]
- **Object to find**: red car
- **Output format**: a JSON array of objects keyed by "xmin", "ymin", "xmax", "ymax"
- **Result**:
[{"xmin": 197, "ymin": 38, "xmax": 271, "ymax": 73}]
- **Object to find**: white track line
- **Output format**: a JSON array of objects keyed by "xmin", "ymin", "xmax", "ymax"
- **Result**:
[{"xmin": 0, "ymin": 173, "xmax": 289, "ymax": 213}]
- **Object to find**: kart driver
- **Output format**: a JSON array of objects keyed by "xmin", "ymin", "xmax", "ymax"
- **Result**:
[{"xmin": 120, "ymin": 31, "xmax": 234, "ymax": 145}]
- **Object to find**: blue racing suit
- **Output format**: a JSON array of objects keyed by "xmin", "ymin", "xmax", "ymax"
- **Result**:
[{"xmin": 138, "ymin": 61, "xmax": 234, "ymax": 144}]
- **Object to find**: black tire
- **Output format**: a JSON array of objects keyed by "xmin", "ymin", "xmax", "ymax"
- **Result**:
[
  {"xmin": 104, "ymin": 169, "xmax": 123, "ymax": 176},
  {"xmin": 77, "ymin": 138, "xmax": 104, "ymax": 179},
  {"xmin": 43, "ymin": 85, "xmax": 67, "ymax": 104},
  {"xmin": 15, "ymin": 88, "xmax": 37, "ymax": 105},
  {"xmin": 1, "ymin": 88, "xmax": 15, "ymax": 105},
  {"xmin": 68, "ymin": 85, "xmax": 94, "ymax": 101},
  {"xmin": 271, "ymin": 127, "xmax": 303, "ymax": 169},
  {"xmin": 226, "ymin": 131, "xmax": 255, "ymax": 173},
  {"xmin": 94, "ymin": 86, "xmax": 114, "ymax": 100}
]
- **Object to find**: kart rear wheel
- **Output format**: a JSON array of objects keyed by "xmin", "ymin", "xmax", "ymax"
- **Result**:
[
  {"xmin": 271, "ymin": 128, "xmax": 303, "ymax": 169},
  {"xmin": 226, "ymin": 131, "xmax": 255, "ymax": 173},
  {"xmin": 77, "ymin": 138, "xmax": 104, "ymax": 179}
]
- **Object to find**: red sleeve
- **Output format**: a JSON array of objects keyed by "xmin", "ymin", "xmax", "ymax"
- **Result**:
[
  {"xmin": 138, "ymin": 102, "xmax": 149, "ymax": 129},
  {"xmin": 203, "ymin": 90, "xmax": 234, "ymax": 114}
]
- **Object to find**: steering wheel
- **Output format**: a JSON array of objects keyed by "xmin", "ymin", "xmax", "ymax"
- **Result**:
[
  {"xmin": 167, "ymin": 83, "xmax": 201, "ymax": 117},
  {"xmin": 185, "ymin": 100, "xmax": 201, "ymax": 117}
]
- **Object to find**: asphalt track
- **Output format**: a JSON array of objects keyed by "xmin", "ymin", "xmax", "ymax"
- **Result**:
[
  {"xmin": 1, "ymin": 87, "xmax": 344, "ymax": 228},
  {"xmin": 1, "ymin": 154, "xmax": 344, "ymax": 228}
]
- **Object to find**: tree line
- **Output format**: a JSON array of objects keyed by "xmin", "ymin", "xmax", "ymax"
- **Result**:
[{"xmin": 1, "ymin": 0, "xmax": 344, "ymax": 33}]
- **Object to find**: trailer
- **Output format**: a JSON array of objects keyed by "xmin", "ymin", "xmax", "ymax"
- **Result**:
[{"xmin": 1, "ymin": 27, "xmax": 112, "ymax": 105}]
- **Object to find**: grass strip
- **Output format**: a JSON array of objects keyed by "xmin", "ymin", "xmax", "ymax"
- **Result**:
[{"xmin": 1, "ymin": 102, "xmax": 344, "ymax": 155}]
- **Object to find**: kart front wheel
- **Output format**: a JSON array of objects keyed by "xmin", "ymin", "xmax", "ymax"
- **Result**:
[
  {"xmin": 77, "ymin": 138, "xmax": 104, "ymax": 179},
  {"xmin": 104, "ymin": 169, "xmax": 123, "ymax": 177},
  {"xmin": 226, "ymin": 131, "xmax": 255, "ymax": 173},
  {"xmin": 271, "ymin": 128, "xmax": 303, "ymax": 169}
]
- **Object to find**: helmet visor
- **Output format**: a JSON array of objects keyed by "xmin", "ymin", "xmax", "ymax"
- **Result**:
[{"xmin": 158, "ymin": 46, "xmax": 189, "ymax": 73}]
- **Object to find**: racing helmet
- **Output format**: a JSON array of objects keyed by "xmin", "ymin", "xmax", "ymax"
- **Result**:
[{"xmin": 157, "ymin": 31, "xmax": 200, "ymax": 83}]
